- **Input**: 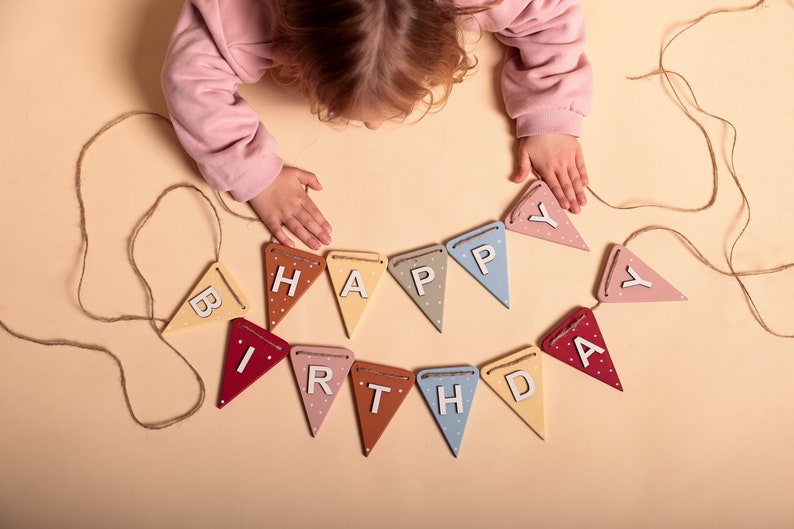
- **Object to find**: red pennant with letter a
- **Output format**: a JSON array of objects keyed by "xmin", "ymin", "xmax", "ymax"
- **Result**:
[
  {"xmin": 263, "ymin": 243, "xmax": 327, "ymax": 330},
  {"xmin": 350, "ymin": 361, "xmax": 415, "ymax": 457},
  {"xmin": 541, "ymin": 307, "xmax": 622, "ymax": 391},
  {"xmin": 218, "ymin": 318, "xmax": 290, "ymax": 408},
  {"xmin": 597, "ymin": 244, "xmax": 687, "ymax": 303}
]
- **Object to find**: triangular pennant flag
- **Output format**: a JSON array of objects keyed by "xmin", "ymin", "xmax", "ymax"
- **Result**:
[
  {"xmin": 416, "ymin": 366, "xmax": 480, "ymax": 457},
  {"xmin": 350, "ymin": 361, "xmax": 415, "ymax": 457},
  {"xmin": 263, "ymin": 243, "xmax": 327, "ymax": 330},
  {"xmin": 326, "ymin": 251, "xmax": 389, "ymax": 337},
  {"xmin": 446, "ymin": 221, "xmax": 510, "ymax": 308},
  {"xmin": 503, "ymin": 180, "xmax": 589, "ymax": 251},
  {"xmin": 481, "ymin": 347, "xmax": 546, "ymax": 440},
  {"xmin": 163, "ymin": 261, "xmax": 249, "ymax": 334},
  {"xmin": 388, "ymin": 244, "xmax": 448, "ymax": 332},
  {"xmin": 541, "ymin": 307, "xmax": 622, "ymax": 391},
  {"xmin": 597, "ymin": 244, "xmax": 687, "ymax": 303},
  {"xmin": 218, "ymin": 318, "xmax": 289, "ymax": 408},
  {"xmin": 289, "ymin": 345, "xmax": 355, "ymax": 436}
]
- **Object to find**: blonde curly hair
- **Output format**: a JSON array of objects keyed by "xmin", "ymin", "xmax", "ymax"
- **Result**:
[{"xmin": 272, "ymin": 0, "xmax": 491, "ymax": 123}]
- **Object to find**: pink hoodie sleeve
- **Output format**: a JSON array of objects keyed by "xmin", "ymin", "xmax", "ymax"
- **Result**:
[
  {"xmin": 161, "ymin": 0, "xmax": 283, "ymax": 202},
  {"xmin": 475, "ymin": 0, "xmax": 593, "ymax": 138}
]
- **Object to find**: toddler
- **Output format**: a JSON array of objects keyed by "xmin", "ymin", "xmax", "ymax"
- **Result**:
[{"xmin": 162, "ymin": 0, "xmax": 592, "ymax": 250}]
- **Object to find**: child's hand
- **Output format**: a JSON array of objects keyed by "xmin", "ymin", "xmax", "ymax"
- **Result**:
[
  {"xmin": 512, "ymin": 134, "xmax": 589, "ymax": 214},
  {"xmin": 248, "ymin": 165, "xmax": 332, "ymax": 251}
]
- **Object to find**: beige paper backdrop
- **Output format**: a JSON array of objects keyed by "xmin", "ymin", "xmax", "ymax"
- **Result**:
[{"xmin": 2, "ymin": 1, "xmax": 793, "ymax": 527}]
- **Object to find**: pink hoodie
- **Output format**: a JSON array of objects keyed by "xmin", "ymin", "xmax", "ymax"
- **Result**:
[{"xmin": 161, "ymin": 0, "xmax": 592, "ymax": 202}]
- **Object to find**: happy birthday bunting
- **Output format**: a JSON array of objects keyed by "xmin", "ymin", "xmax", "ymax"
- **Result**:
[
  {"xmin": 597, "ymin": 244, "xmax": 687, "ymax": 303},
  {"xmin": 541, "ymin": 307, "xmax": 622, "ymax": 391},
  {"xmin": 263, "ymin": 243, "xmax": 326, "ymax": 330},
  {"xmin": 504, "ymin": 180, "xmax": 589, "ymax": 251},
  {"xmin": 218, "ymin": 318, "xmax": 289, "ymax": 408},
  {"xmin": 289, "ymin": 345, "xmax": 355, "ymax": 436},
  {"xmin": 163, "ymin": 261, "xmax": 249, "ymax": 334},
  {"xmin": 416, "ymin": 366, "xmax": 480, "ymax": 457},
  {"xmin": 326, "ymin": 251, "xmax": 389, "ymax": 337},
  {"xmin": 350, "ymin": 361, "xmax": 415, "ymax": 457},
  {"xmin": 388, "ymin": 244, "xmax": 448, "ymax": 332},
  {"xmin": 481, "ymin": 347, "xmax": 546, "ymax": 440},
  {"xmin": 446, "ymin": 221, "xmax": 510, "ymax": 308}
]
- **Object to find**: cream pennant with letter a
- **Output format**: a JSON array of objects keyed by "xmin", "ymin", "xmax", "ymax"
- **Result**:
[
  {"xmin": 326, "ymin": 251, "xmax": 388, "ymax": 337},
  {"xmin": 163, "ymin": 261, "xmax": 249, "ymax": 334}
]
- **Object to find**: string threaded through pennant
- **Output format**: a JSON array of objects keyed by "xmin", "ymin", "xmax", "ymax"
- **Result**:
[{"xmin": 588, "ymin": 0, "xmax": 793, "ymax": 339}]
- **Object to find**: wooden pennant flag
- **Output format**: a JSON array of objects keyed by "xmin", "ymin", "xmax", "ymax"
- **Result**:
[
  {"xmin": 326, "ymin": 251, "xmax": 389, "ymax": 337},
  {"xmin": 503, "ymin": 180, "xmax": 589, "ymax": 251},
  {"xmin": 541, "ymin": 307, "xmax": 622, "ymax": 391},
  {"xmin": 163, "ymin": 261, "xmax": 249, "ymax": 334},
  {"xmin": 416, "ymin": 366, "xmax": 480, "ymax": 458},
  {"xmin": 597, "ymin": 244, "xmax": 687, "ymax": 303},
  {"xmin": 289, "ymin": 345, "xmax": 355, "ymax": 437},
  {"xmin": 388, "ymin": 244, "xmax": 448, "ymax": 332},
  {"xmin": 263, "ymin": 243, "xmax": 327, "ymax": 330},
  {"xmin": 481, "ymin": 347, "xmax": 546, "ymax": 440},
  {"xmin": 350, "ymin": 361, "xmax": 415, "ymax": 457},
  {"xmin": 218, "ymin": 318, "xmax": 289, "ymax": 408},
  {"xmin": 446, "ymin": 221, "xmax": 510, "ymax": 309}
]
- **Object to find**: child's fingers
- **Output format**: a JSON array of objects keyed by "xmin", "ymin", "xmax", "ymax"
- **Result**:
[
  {"xmin": 268, "ymin": 223, "xmax": 296, "ymax": 249},
  {"xmin": 576, "ymin": 151, "xmax": 589, "ymax": 188},
  {"xmin": 568, "ymin": 165, "xmax": 587, "ymax": 208},
  {"xmin": 298, "ymin": 170, "xmax": 323, "ymax": 191},
  {"xmin": 541, "ymin": 172, "xmax": 571, "ymax": 210},
  {"xmin": 284, "ymin": 217, "xmax": 323, "ymax": 251},
  {"xmin": 296, "ymin": 208, "xmax": 332, "ymax": 246},
  {"xmin": 557, "ymin": 170, "xmax": 580, "ymax": 214},
  {"xmin": 513, "ymin": 143, "xmax": 532, "ymax": 183}
]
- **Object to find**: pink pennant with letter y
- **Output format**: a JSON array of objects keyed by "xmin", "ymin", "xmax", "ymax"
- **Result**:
[
  {"xmin": 504, "ymin": 180, "xmax": 589, "ymax": 251},
  {"xmin": 597, "ymin": 245, "xmax": 687, "ymax": 303}
]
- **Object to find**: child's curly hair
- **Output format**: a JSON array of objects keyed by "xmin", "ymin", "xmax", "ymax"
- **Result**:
[{"xmin": 272, "ymin": 0, "xmax": 491, "ymax": 123}]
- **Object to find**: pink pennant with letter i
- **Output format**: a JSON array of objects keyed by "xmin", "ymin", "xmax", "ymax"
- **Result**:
[
  {"xmin": 541, "ymin": 307, "xmax": 622, "ymax": 391},
  {"xmin": 597, "ymin": 244, "xmax": 687, "ymax": 303},
  {"xmin": 290, "ymin": 345, "xmax": 355, "ymax": 437},
  {"xmin": 503, "ymin": 180, "xmax": 589, "ymax": 251},
  {"xmin": 217, "ymin": 318, "xmax": 290, "ymax": 408}
]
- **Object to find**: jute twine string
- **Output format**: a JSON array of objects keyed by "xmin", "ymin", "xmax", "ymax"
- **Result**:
[
  {"xmin": 588, "ymin": 0, "xmax": 793, "ymax": 338},
  {"xmin": 0, "ymin": 110, "xmax": 227, "ymax": 429},
  {"xmin": 1, "ymin": 2, "xmax": 791, "ymax": 433}
]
